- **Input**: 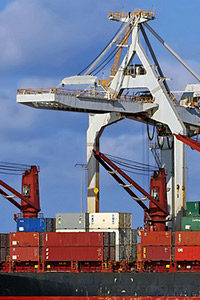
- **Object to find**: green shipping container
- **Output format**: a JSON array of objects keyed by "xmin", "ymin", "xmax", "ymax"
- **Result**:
[
  {"xmin": 182, "ymin": 216, "xmax": 200, "ymax": 231},
  {"xmin": 186, "ymin": 201, "xmax": 200, "ymax": 216}
]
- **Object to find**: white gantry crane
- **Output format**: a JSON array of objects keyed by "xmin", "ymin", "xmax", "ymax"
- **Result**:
[{"xmin": 17, "ymin": 10, "xmax": 200, "ymax": 229}]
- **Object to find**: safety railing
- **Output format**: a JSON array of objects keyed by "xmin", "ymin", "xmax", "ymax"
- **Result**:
[
  {"xmin": 108, "ymin": 10, "xmax": 155, "ymax": 20},
  {"xmin": 17, "ymin": 88, "xmax": 154, "ymax": 104}
]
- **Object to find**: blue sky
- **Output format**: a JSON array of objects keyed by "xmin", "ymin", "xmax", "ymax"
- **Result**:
[{"xmin": 0, "ymin": 0, "xmax": 199, "ymax": 232}]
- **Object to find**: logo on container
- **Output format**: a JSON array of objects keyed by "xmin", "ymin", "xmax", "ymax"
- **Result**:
[{"xmin": 177, "ymin": 248, "xmax": 183, "ymax": 252}]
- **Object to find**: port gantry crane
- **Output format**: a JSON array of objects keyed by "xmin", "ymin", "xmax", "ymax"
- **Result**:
[{"xmin": 17, "ymin": 10, "xmax": 200, "ymax": 229}]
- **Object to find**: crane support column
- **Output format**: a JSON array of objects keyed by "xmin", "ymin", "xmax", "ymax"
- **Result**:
[
  {"xmin": 174, "ymin": 139, "xmax": 187, "ymax": 229},
  {"xmin": 87, "ymin": 113, "xmax": 123, "ymax": 213},
  {"xmin": 160, "ymin": 146, "xmax": 174, "ymax": 228}
]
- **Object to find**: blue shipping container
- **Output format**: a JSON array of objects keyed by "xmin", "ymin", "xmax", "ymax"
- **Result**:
[{"xmin": 17, "ymin": 218, "xmax": 46, "ymax": 232}]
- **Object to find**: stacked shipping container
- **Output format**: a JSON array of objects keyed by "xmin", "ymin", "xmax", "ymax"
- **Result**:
[
  {"xmin": 17, "ymin": 218, "xmax": 55, "ymax": 232},
  {"xmin": 182, "ymin": 201, "xmax": 200, "ymax": 231},
  {"xmin": 0, "ymin": 234, "xmax": 9, "ymax": 262},
  {"xmin": 141, "ymin": 231, "xmax": 171, "ymax": 261},
  {"xmin": 9, "ymin": 231, "xmax": 115, "ymax": 263},
  {"xmin": 175, "ymin": 231, "xmax": 200, "ymax": 261},
  {"xmin": 43, "ymin": 232, "xmax": 114, "ymax": 262},
  {"xmin": 55, "ymin": 212, "xmax": 136, "ymax": 261},
  {"xmin": 56, "ymin": 213, "xmax": 89, "ymax": 232},
  {"xmin": 88, "ymin": 213, "xmax": 133, "ymax": 261},
  {"xmin": 10, "ymin": 232, "xmax": 41, "ymax": 262}
]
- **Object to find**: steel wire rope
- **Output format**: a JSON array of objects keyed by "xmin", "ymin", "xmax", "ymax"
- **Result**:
[
  {"xmin": 92, "ymin": 24, "xmax": 132, "ymax": 76},
  {"xmin": 0, "ymin": 161, "xmax": 31, "ymax": 168},
  {"xmin": 157, "ymin": 134, "xmax": 164, "ymax": 149},
  {"xmin": 0, "ymin": 167, "xmax": 28, "ymax": 172},
  {"xmin": 146, "ymin": 123, "xmax": 155, "ymax": 141},
  {"xmin": 78, "ymin": 22, "xmax": 125, "ymax": 75},
  {"xmin": 108, "ymin": 157, "xmax": 156, "ymax": 170},
  {"xmin": 104, "ymin": 153, "xmax": 157, "ymax": 169},
  {"xmin": 118, "ymin": 167, "xmax": 153, "ymax": 176},
  {"xmin": 166, "ymin": 136, "xmax": 173, "ymax": 150},
  {"xmin": 109, "ymin": 158, "xmax": 156, "ymax": 172},
  {"xmin": 0, "ymin": 171, "xmax": 24, "ymax": 175}
]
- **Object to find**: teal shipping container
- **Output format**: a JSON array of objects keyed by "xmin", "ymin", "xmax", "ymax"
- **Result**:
[
  {"xmin": 182, "ymin": 216, "xmax": 200, "ymax": 231},
  {"xmin": 186, "ymin": 201, "xmax": 200, "ymax": 216}
]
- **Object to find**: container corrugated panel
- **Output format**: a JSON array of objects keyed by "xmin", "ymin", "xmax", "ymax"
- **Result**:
[
  {"xmin": 0, "ymin": 248, "xmax": 6, "ymax": 262},
  {"xmin": 131, "ymin": 229, "xmax": 137, "ymax": 244},
  {"xmin": 89, "ymin": 212, "xmax": 131, "ymax": 229},
  {"xmin": 182, "ymin": 216, "xmax": 200, "ymax": 231},
  {"xmin": 186, "ymin": 201, "xmax": 200, "ymax": 216},
  {"xmin": 10, "ymin": 232, "xmax": 40, "ymax": 247},
  {"xmin": 175, "ymin": 246, "xmax": 200, "ymax": 261},
  {"xmin": 131, "ymin": 244, "xmax": 137, "ymax": 260},
  {"xmin": 56, "ymin": 213, "xmax": 89, "ymax": 230},
  {"xmin": 43, "ymin": 246, "xmax": 106, "ymax": 261},
  {"xmin": 123, "ymin": 245, "xmax": 131, "ymax": 261},
  {"xmin": 142, "ymin": 246, "xmax": 171, "ymax": 261},
  {"xmin": 120, "ymin": 229, "xmax": 131, "ymax": 245},
  {"xmin": 43, "ymin": 232, "xmax": 106, "ymax": 247},
  {"xmin": 110, "ymin": 246, "xmax": 115, "ymax": 261},
  {"xmin": 90, "ymin": 229, "xmax": 125, "ymax": 246},
  {"xmin": 109, "ymin": 232, "xmax": 115, "ymax": 247},
  {"xmin": 103, "ymin": 232, "xmax": 109, "ymax": 246},
  {"xmin": 175, "ymin": 231, "xmax": 200, "ymax": 246},
  {"xmin": 0, "ymin": 234, "xmax": 9, "ymax": 247},
  {"xmin": 141, "ymin": 231, "xmax": 171, "ymax": 246},
  {"xmin": 10, "ymin": 246, "xmax": 40, "ymax": 261},
  {"xmin": 17, "ymin": 218, "xmax": 46, "ymax": 232},
  {"xmin": 45, "ymin": 218, "xmax": 56, "ymax": 232}
]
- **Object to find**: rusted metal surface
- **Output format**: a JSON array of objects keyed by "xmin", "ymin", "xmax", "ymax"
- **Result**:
[
  {"xmin": 141, "ymin": 246, "xmax": 171, "ymax": 261},
  {"xmin": 141, "ymin": 231, "xmax": 171, "ymax": 246},
  {"xmin": 43, "ymin": 246, "xmax": 109, "ymax": 262},
  {"xmin": 43, "ymin": 232, "xmax": 108, "ymax": 247},
  {"xmin": 175, "ymin": 231, "xmax": 200, "ymax": 245},
  {"xmin": 175, "ymin": 246, "xmax": 200, "ymax": 261},
  {"xmin": 10, "ymin": 232, "xmax": 40, "ymax": 247},
  {"xmin": 10, "ymin": 246, "xmax": 40, "ymax": 262}
]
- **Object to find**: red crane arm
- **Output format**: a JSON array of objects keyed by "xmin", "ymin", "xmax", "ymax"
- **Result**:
[
  {"xmin": 0, "ymin": 188, "xmax": 21, "ymax": 209},
  {"xmin": 93, "ymin": 150, "xmax": 168, "ymax": 215},
  {"xmin": 174, "ymin": 134, "xmax": 200, "ymax": 152},
  {"xmin": 0, "ymin": 179, "xmax": 39, "ymax": 211},
  {"xmin": 94, "ymin": 151, "xmax": 149, "ymax": 213}
]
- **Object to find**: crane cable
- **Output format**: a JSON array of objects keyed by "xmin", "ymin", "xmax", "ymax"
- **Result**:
[
  {"xmin": 78, "ymin": 22, "xmax": 125, "ymax": 75},
  {"xmin": 104, "ymin": 153, "xmax": 157, "ymax": 176},
  {"xmin": 0, "ymin": 162, "xmax": 32, "ymax": 175},
  {"xmin": 92, "ymin": 25, "xmax": 132, "ymax": 76}
]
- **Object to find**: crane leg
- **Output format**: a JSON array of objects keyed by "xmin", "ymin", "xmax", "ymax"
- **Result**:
[
  {"xmin": 160, "ymin": 138, "xmax": 186, "ymax": 230},
  {"xmin": 87, "ymin": 113, "xmax": 123, "ymax": 213}
]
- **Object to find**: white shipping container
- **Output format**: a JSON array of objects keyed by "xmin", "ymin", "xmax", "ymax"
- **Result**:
[{"xmin": 89, "ymin": 213, "xmax": 132, "ymax": 229}]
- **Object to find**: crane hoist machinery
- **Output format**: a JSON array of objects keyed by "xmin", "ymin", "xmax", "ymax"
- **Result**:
[
  {"xmin": 16, "ymin": 9, "xmax": 200, "ymax": 229},
  {"xmin": 0, "ymin": 165, "xmax": 40, "ymax": 219}
]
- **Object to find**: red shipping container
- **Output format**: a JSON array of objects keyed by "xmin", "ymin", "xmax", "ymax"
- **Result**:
[
  {"xmin": 141, "ymin": 246, "xmax": 171, "ymax": 261},
  {"xmin": 175, "ymin": 231, "xmax": 200, "ymax": 246},
  {"xmin": 10, "ymin": 232, "xmax": 40, "ymax": 247},
  {"xmin": 141, "ymin": 231, "xmax": 171, "ymax": 246},
  {"xmin": 43, "ymin": 246, "xmax": 107, "ymax": 261},
  {"xmin": 10, "ymin": 246, "xmax": 40, "ymax": 261},
  {"xmin": 175, "ymin": 246, "xmax": 200, "ymax": 261},
  {"xmin": 43, "ymin": 232, "xmax": 106, "ymax": 247}
]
